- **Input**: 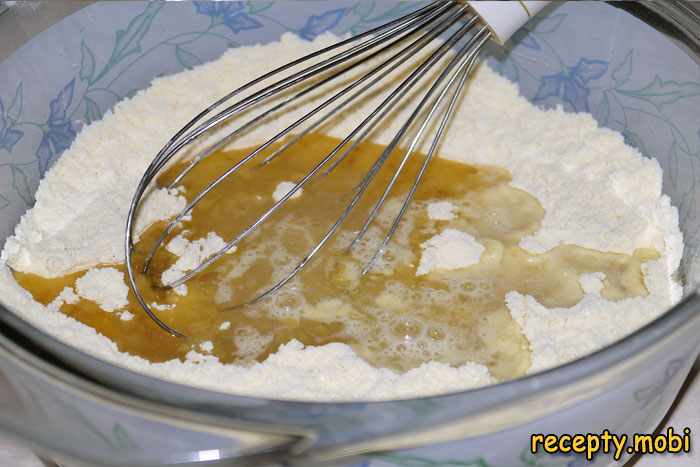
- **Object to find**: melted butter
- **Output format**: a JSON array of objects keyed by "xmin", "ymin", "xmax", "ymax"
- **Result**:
[{"xmin": 14, "ymin": 134, "xmax": 658, "ymax": 381}]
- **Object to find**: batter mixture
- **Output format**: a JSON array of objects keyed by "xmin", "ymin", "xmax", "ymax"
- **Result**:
[{"xmin": 0, "ymin": 33, "xmax": 684, "ymax": 400}]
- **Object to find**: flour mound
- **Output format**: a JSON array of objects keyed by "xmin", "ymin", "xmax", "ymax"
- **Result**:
[
  {"xmin": 427, "ymin": 201, "xmax": 456, "ymax": 221},
  {"xmin": 47, "ymin": 286, "xmax": 79, "ymax": 313},
  {"xmin": 162, "ymin": 232, "xmax": 233, "ymax": 286},
  {"xmin": 75, "ymin": 267, "xmax": 129, "ymax": 312},
  {"xmin": 0, "ymin": 33, "xmax": 683, "ymax": 401},
  {"xmin": 417, "ymin": 228, "xmax": 484, "ymax": 275},
  {"xmin": 272, "ymin": 181, "xmax": 302, "ymax": 202}
]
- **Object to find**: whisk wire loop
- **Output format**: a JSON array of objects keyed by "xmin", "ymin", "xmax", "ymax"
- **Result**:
[
  {"xmin": 252, "ymin": 26, "xmax": 491, "ymax": 301},
  {"xmin": 361, "ymin": 32, "xmax": 490, "ymax": 275},
  {"xmin": 124, "ymin": 0, "xmax": 501, "ymax": 336},
  {"xmin": 160, "ymin": 1, "xmax": 457, "ymax": 191},
  {"xmin": 164, "ymin": 1, "xmax": 460, "ymax": 189},
  {"xmin": 243, "ymin": 24, "xmax": 488, "ymax": 303},
  {"xmin": 126, "ymin": 1, "xmax": 452, "ymax": 257},
  {"xmin": 142, "ymin": 4, "xmax": 472, "ymax": 277},
  {"xmin": 349, "ymin": 26, "xmax": 488, "ymax": 252},
  {"xmin": 153, "ymin": 3, "xmax": 449, "ymax": 168},
  {"xmin": 162, "ymin": 11, "xmax": 480, "ymax": 291}
]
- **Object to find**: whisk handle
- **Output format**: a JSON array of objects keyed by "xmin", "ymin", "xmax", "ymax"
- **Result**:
[{"xmin": 468, "ymin": 1, "xmax": 550, "ymax": 45}]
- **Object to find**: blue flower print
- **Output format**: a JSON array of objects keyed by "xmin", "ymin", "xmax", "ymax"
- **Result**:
[
  {"xmin": 194, "ymin": 1, "xmax": 243, "ymax": 18},
  {"xmin": 193, "ymin": 1, "xmax": 262, "ymax": 34},
  {"xmin": 299, "ymin": 8, "xmax": 346, "ymax": 40},
  {"xmin": 0, "ymin": 100, "xmax": 24, "ymax": 153},
  {"xmin": 36, "ymin": 79, "xmax": 77, "ymax": 173},
  {"xmin": 534, "ymin": 58, "xmax": 608, "ymax": 112}
]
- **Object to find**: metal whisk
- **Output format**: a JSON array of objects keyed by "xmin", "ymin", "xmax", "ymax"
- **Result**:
[{"xmin": 125, "ymin": 0, "xmax": 549, "ymax": 336}]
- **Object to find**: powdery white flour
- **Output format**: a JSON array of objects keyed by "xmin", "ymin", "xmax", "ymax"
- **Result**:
[
  {"xmin": 426, "ymin": 201, "xmax": 457, "ymax": 221},
  {"xmin": 161, "ymin": 231, "xmax": 233, "ymax": 289},
  {"xmin": 272, "ymin": 181, "xmax": 303, "ymax": 202},
  {"xmin": 74, "ymin": 267, "xmax": 129, "ymax": 312},
  {"xmin": 416, "ymin": 229, "xmax": 484, "ymax": 276},
  {"xmin": 0, "ymin": 33, "xmax": 684, "ymax": 401}
]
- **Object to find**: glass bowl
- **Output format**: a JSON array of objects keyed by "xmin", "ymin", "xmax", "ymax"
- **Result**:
[{"xmin": 0, "ymin": 2, "xmax": 698, "ymax": 466}]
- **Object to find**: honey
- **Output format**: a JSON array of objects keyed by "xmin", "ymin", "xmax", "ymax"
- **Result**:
[{"xmin": 14, "ymin": 134, "xmax": 657, "ymax": 380}]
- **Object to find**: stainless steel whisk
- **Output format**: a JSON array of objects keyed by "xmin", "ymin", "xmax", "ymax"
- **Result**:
[{"xmin": 125, "ymin": 0, "xmax": 549, "ymax": 336}]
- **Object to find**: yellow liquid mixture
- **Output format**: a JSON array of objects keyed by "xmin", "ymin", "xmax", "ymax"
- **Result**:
[{"xmin": 14, "ymin": 134, "xmax": 658, "ymax": 380}]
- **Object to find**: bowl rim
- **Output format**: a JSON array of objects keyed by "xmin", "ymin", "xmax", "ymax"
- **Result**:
[
  {"xmin": 0, "ymin": 281, "xmax": 698, "ymax": 464},
  {"xmin": 1, "ymin": 286, "xmax": 699, "ymax": 407}
]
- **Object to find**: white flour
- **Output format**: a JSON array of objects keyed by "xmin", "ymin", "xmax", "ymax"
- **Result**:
[
  {"xmin": 199, "ymin": 341, "xmax": 214, "ymax": 353},
  {"xmin": 74, "ymin": 267, "xmax": 129, "ymax": 312},
  {"xmin": 46, "ymin": 286, "xmax": 78, "ymax": 313},
  {"xmin": 0, "ymin": 33, "xmax": 683, "ymax": 401},
  {"xmin": 119, "ymin": 311, "xmax": 135, "ymax": 322},
  {"xmin": 426, "ymin": 201, "xmax": 456, "ymax": 221},
  {"xmin": 161, "ymin": 231, "xmax": 232, "ymax": 289},
  {"xmin": 272, "ymin": 181, "xmax": 303, "ymax": 202},
  {"xmin": 151, "ymin": 302, "xmax": 175, "ymax": 312},
  {"xmin": 417, "ymin": 229, "xmax": 484, "ymax": 276}
]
